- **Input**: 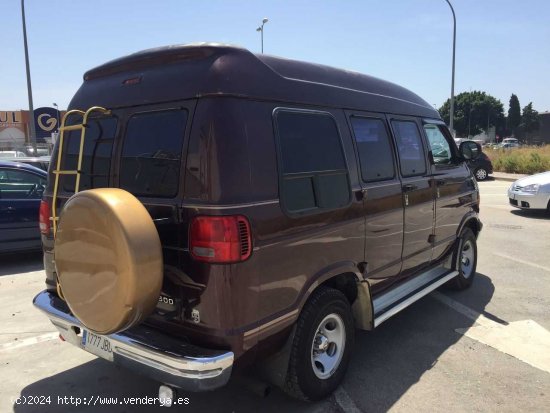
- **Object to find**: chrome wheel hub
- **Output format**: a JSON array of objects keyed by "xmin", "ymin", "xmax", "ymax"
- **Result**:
[
  {"xmin": 311, "ymin": 313, "xmax": 345, "ymax": 379},
  {"xmin": 476, "ymin": 169, "xmax": 487, "ymax": 180},
  {"xmin": 461, "ymin": 240, "xmax": 475, "ymax": 278}
]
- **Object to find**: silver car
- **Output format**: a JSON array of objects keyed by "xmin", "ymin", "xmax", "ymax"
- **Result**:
[{"xmin": 508, "ymin": 171, "xmax": 550, "ymax": 212}]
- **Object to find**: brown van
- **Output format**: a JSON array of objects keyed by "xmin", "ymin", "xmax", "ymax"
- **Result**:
[{"xmin": 34, "ymin": 44, "xmax": 483, "ymax": 401}]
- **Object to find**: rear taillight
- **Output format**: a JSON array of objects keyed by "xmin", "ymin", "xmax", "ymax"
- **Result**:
[
  {"xmin": 189, "ymin": 215, "xmax": 252, "ymax": 263},
  {"xmin": 39, "ymin": 200, "xmax": 51, "ymax": 235}
]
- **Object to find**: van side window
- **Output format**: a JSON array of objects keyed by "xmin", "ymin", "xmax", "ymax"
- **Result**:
[
  {"xmin": 424, "ymin": 124, "xmax": 455, "ymax": 165},
  {"xmin": 351, "ymin": 117, "xmax": 395, "ymax": 182},
  {"xmin": 62, "ymin": 116, "xmax": 117, "ymax": 191},
  {"xmin": 120, "ymin": 109, "xmax": 187, "ymax": 198},
  {"xmin": 391, "ymin": 120, "xmax": 426, "ymax": 177},
  {"xmin": 275, "ymin": 110, "xmax": 350, "ymax": 213}
]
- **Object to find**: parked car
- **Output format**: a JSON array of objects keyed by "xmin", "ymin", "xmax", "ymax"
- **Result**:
[
  {"xmin": 24, "ymin": 146, "xmax": 51, "ymax": 157},
  {"xmin": 508, "ymin": 171, "xmax": 550, "ymax": 212},
  {"xmin": 33, "ymin": 44, "xmax": 483, "ymax": 401},
  {"xmin": 500, "ymin": 137, "xmax": 520, "ymax": 149},
  {"xmin": 0, "ymin": 150, "xmax": 27, "ymax": 158},
  {"xmin": 448, "ymin": 139, "xmax": 493, "ymax": 181},
  {"xmin": 467, "ymin": 149, "xmax": 493, "ymax": 181},
  {"xmin": 5, "ymin": 156, "xmax": 50, "ymax": 172},
  {"xmin": 0, "ymin": 160, "xmax": 47, "ymax": 253}
]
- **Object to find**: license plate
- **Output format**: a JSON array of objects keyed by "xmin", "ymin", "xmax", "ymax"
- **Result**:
[{"xmin": 82, "ymin": 330, "xmax": 114, "ymax": 361}]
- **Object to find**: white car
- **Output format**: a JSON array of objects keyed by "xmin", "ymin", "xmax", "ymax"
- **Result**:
[
  {"xmin": 0, "ymin": 150, "xmax": 27, "ymax": 158},
  {"xmin": 508, "ymin": 171, "xmax": 550, "ymax": 212},
  {"xmin": 500, "ymin": 138, "xmax": 520, "ymax": 149}
]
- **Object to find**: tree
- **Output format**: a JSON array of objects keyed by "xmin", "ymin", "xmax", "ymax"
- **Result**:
[
  {"xmin": 508, "ymin": 94, "xmax": 521, "ymax": 132},
  {"xmin": 520, "ymin": 102, "xmax": 539, "ymax": 133},
  {"xmin": 439, "ymin": 91, "xmax": 505, "ymax": 138}
]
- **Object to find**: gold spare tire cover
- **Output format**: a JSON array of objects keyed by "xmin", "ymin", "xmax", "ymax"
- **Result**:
[{"xmin": 54, "ymin": 188, "xmax": 163, "ymax": 335}]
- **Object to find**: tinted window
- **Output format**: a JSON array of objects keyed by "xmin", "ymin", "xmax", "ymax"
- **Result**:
[
  {"xmin": 62, "ymin": 116, "xmax": 117, "ymax": 191},
  {"xmin": 351, "ymin": 117, "xmax": 395, "ymax": 181},
  {"xmin": 277, "ymin": 112, "xmax": 346, "ymax": 174},
  {"xmin": 0, "ymin": 169, "xmax": 45, "ymax": 199},
  {"xmin": 424, "ymin": 124, "xmax": 454, "ymax": 165},
  {"xmin": 120, "ymin": 110, "xmax": 187, "ymax": 198},
  {"xmin": 276, "ymin": 111, "xmax": 350, "ymax": 213},
  {"xmin": 392, "ymin": 120, "xmax": 426, "ymax": 177}
]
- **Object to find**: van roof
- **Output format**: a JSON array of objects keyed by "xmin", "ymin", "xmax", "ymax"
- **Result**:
[{"xmin": 73, "ymin": 43, "xmax": 439, "ymax": 118}]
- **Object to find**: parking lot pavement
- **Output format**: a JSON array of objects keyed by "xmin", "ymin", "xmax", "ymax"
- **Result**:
[{"xmin": 1, "ymin": 179, "xmax": 549, "ymax": 412}]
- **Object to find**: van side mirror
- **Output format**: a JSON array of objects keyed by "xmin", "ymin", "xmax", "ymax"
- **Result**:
[{"xmin": 459, "ymin": 141, "xmax": 481, "ymax": 161}]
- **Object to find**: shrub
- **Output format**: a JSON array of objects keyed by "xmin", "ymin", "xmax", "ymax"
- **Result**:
[{"xmin": 485, "ymin": 145, "xmax": 550, "ymax": 174}]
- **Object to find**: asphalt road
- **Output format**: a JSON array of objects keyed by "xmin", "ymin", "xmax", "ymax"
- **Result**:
[{"xmin": 1, "ymin": 179, "xmax": 549, "ymax": 412}]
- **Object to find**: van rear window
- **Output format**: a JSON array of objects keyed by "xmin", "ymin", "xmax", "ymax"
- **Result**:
[
  {"xmin": 119, "ymin": 109, "xmax": 187, "ymax": 198},
  {"xmin": 61, "ymin": 116, "xmax": 117, "ymax": 192}
]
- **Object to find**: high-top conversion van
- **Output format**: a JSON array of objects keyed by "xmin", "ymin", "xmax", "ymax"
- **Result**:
[{"xmin": 34, "ymin": 44, "xmax": 482, "ymax": 401}]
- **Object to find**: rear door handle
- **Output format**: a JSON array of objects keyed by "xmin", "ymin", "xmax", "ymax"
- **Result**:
[
  {"xmin": 402, "ymin": 184, "xmax": 417, "ymax": 192},
  {"xmin": 436, "ymin": 179, "xmax": 446, "ymax": 186},
  {"xmin": 1, "ymin": 206, "xmax": 16, "ymax": 212}
]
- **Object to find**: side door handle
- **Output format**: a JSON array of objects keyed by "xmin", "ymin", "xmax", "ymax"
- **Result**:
[
  {"xmin": 1, "ymin": 206, "xmax": 16, "ymax": 213},
  {"xmin": 436, "ymin": 179, "xmax": 446, "ymax": 186},
  {"xmin": 402, "ymin": 184, "xmax": 418, "ymax": 192},
  {"xmin": 355, "ymin": 188, "xmax": 368, "ymax": 201}
]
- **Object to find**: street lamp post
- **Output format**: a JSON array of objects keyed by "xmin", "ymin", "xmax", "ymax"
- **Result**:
[
  {"xmin": 444, "ymin": 0, "xmax": 456, "ymax": 137},
  {"xmin": 256, "ymin": 18, "xmax": 269, "ymax": 53},
  {"xmin": 487, "ymin": 108, "xmax": 491, "ymax": 140},
  {"xmin": 53, "ymin": 103, "xmax": 61, "ymax": 132},
  {"xmin": 468, "ymin": 105, "xmax": 473, "ymax": 138},
  {"xmin": 21, "ymin": 0, "xmax": 37, "ymax": 154}
]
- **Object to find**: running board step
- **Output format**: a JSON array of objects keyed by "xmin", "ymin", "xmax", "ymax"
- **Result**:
[{"xmin": 373, "ymin": 268, "xmax": 458, "ymax": 327}]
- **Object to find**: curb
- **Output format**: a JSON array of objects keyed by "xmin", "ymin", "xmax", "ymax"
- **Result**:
[{"xmin": 491, "ymin": 176, "xmax": 517, "ymax": 182}]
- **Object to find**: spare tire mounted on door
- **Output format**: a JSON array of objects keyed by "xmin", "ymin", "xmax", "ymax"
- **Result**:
[{"xmin": 54, "ymin": 188, "xmax": 163, "ymax": 335}]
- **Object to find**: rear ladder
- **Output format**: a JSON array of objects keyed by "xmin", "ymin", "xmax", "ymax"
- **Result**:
[{"xmin": 51, "ymin": 106, "xmax": 111, "ymax": 237}]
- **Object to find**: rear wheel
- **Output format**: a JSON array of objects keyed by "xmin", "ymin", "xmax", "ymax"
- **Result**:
[
  {"xmin": 284, "ymin": 287, "xmax": 354, "ymax": 401},
  {"xmin": 474, "ymin": 167, "xmax": 488, "ymax": 181},
  {"xmin": 450, "ymin": 227, "xmax": 477, "ymax": 290}
]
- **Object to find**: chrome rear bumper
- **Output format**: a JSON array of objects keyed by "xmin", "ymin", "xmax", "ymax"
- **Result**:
[{"xmin": 33, "ymin": 290, "xmax": 233, "ymax": 391}]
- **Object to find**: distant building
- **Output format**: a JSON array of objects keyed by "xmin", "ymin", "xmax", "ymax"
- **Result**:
[
  {"xmin": 0, "ymin": 108, "xmax": 63, "ymax": 150},
  {"xmin": 532, "ymin": 111, "xmax": 550, "ymax": 145},
  {"xmin": 520, "ymin": 111, "xmax": 550, "ymax": 145}
]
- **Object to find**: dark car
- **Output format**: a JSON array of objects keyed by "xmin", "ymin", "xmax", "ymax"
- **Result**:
[
  {"xmin": 467, "ymin": 150, "xmax": 493, "ymax": 181},
  {"xmin": 0, "ymin": 160, "xmax": 47, "ymax": 253},
  {"xmin": 8, "ymin": 156, "xmax": 51, "ymax": 172},
  {"xmin": 34, "ymin": 44, "xmax": 482, "ymax": 401}
]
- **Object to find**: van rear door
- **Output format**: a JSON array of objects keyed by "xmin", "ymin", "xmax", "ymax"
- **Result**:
[{"xmin": 49, "ymin": 102, "xmax": 195, "ymax": 289}]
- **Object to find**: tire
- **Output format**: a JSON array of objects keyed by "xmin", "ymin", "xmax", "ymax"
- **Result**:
[
  {"xmin": 474, "ymin": 167, "xmax": 488, "ymax": 181},
  {"xmin": 449, "ymin": 227, "xmax": 477, "ymax": 290},
  {"xmin": 55, "ymin": 188, "xmax": 163, "ymax": 334},
  {"xmin": 284, "ymin": 287, "xmax": 354, "ymax": 401}
]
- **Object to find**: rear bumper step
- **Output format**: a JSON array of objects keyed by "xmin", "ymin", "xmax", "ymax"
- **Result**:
[{"xmin": 33, "ymin": 290, "xmax": 233, "ymax": 391}]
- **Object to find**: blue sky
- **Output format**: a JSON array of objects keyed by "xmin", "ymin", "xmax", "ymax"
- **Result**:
[{"xmin": 2, "ymin": 0, "xmax": 549, "ymax": 112}]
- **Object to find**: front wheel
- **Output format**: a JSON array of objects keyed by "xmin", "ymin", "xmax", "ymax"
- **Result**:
[
  {"xmin": 284, "ymin": 287, "xmax": 354, "ymax": 401},
  {"xmin": 450, "ymin": 227, "xmax": 478, "ymax": 290},
  {"xmin": 474, "ymin": 167, "xmax": 488, "ymax": 181}
]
